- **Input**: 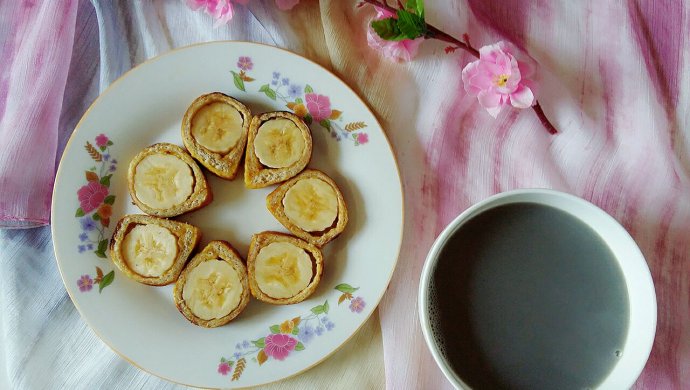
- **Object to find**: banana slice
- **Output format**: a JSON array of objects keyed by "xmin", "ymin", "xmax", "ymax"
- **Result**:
[
  {"xmin": 122, "ymin": 224, "xmax": 178, "ymax": 277},
  {"xmin": 282, "ymin": 178, "xmax": 338, "ymax": 232},
  {"xmin": 190, "ymin": 102, "xmax": 243, "ymax": 154},
  {"xmin": 254, "ymin": 242, "xmax": 313, "ymax": 299},
  {"xmin": 182, "ymin": 259, "xmax": 244, "ymax": 321},
  {"xmin": 253, "ymin": 119, "xmax": 306, "ymax": 168},
  {"xmin": 133, "ymin": 153, "xmax": 194, "ymax": 209}
]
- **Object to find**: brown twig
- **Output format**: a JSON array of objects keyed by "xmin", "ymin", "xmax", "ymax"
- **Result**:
[{"xmin": 360, "ymin": 0, "xmax": 557, "ymax": 134}]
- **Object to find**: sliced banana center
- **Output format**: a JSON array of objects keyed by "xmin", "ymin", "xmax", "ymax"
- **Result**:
[
  {"xmin": 191, "ymin": 102, "xmax": 244, "ymax": 154},
  {"xmin": 182, "ymin": 260, "xmax": 243, "ymax": 320},
  {"xmin": 133, "ymin": 153, "xmax": 194, "ymax": 209},
  {"xmin": 255, "ymin": 242, "xmax": 313, "ymax": 299},
  {"xmin": 254, "ymin": 119, "xmax": 305, "ymax": 168},
  {"xmin": 283, "ymin": 178, "xmax": 338, "ymax": 232},
  {"xmin": 122, "ymin": 224, "xmax": 178, "ymax": 277}
]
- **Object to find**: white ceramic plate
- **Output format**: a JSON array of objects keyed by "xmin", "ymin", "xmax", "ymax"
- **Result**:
[{"xmin": 52, "ymin": 41, "xmax": 403, "ymax": 388}]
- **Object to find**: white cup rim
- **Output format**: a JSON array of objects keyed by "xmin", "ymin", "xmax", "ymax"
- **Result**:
[{"xmin": 418, "ymin": 188, "xmax": 657, "ymax": 390}]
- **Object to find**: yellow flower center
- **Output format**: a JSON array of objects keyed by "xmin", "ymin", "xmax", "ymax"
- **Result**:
[{"xmin": 495, "ymin": 74, "xmax": 509, "ymax": 87}]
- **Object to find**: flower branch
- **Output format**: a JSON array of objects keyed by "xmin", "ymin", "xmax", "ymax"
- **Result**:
[{"xmin": 361, "ymin": 0, "xmax": 557, "ymax": 134}]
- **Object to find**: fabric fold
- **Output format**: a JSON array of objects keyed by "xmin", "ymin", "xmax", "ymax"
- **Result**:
[{"xmin": 0, "ymin": 0, "xmax": 79, "ymax": 228}]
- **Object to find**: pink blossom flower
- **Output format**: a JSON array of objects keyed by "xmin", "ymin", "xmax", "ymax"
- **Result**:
[
  {"xmin": 263, "ymin": 334, "xmax": 297, "ymax": 361},
  {"xmin": 77, "ymin": 181, "xmax": 108, "ymax": 213},
  {"xmin": 461, "ymin": 41, "xmax": 538, "ymax": 118},
  {"xmin": 217, "ymin": 361, "xmax": 231, "ymax": 375},
  {"xmin": 305, "ymin": 93, "xmax": 332, "ymax": 122},
  {"xmin": 95, "ymin": 134, "xmax": 109, "ymax": 147},
  {"xmin": 237, "ymin": 56, "xmax": 253, "ymax": 71},
  {"xmin": 356, "ymin": 133, "xmax": 369, "ymax": 145},
  {"xmin": 77, "ymin": 275, "xmax": 93, "ymax": 292},
  {"xmin": 366, "ymin": 7, "xmax": 423, "ymax": 63},
  {"xmin": 349, "ymin": 296, "xmax": 366, "ymax": 313},
  {"xmin": 275, "ymin": 0, "xmax": 299, "ymax": 10},
  {"xmin": 186, "ymin": 0, "xmax": 249, "ymax": 27}
]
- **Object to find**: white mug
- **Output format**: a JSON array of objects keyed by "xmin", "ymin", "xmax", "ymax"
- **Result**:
[{"xmin": 418, "ymin": 189, "xmax": 656, "ymax": 389}]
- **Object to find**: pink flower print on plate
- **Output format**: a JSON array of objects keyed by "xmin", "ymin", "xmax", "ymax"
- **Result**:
[
  {"xmin": 78, "ymin": 275, "xmax": 93, "ymax": 292},
  {"xmin": 217, "ymin": 361, "xmax": 231, "ymax": 375},
  {"xmin": 356, "ymin": 133, "xmax": 369, "ymax": 145},
  {"xmin": 237, "ymin": 56, "xmax": 253, "ymax": 71},
  {"xmin": 77, "ymin": 181, "xmax": 109, "ymax": 213},
  {"xmin": 305, "ymin": 93, "xmax": 332, "ymax": 122},
  {"xmin": 349, "ymin": 296, "xmax": 366, "ymax": 313},
  {"xmin": 95, "ymin": 134, "xmax": 109, "ymax": 147},
  {"xmin": 263, "ymin": 334, "xmax": 298, "ymax": 361}
]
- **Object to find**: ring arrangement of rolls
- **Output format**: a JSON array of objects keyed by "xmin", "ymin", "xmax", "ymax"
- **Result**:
[{"xmin": 109, "ymin": 92, "xmax": 348, "ymax": 328}]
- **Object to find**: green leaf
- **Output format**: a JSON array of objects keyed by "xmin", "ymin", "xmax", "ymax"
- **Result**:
[
  {"xmin": 100, "ymin": 174, "xmax": 112, "ymax": 187},
  {"xmin": 98, "ymin": 239, "xmax": 108, "ymax": 254},
  {"xmin": 295, "ymin": 342, "xmax": 305, "ymax": 351},
  {"xmin": 335, "ymin": 283, "xmax": 359, "ymax": 294},
  {"xmin": 397, "ymin": 9, "xmax": 426, "ymax": 39},
  {"xmin": 98, "ymin": 271, "xmax": 114, "ymax": 292},
  {"xmin": 104, "ymin": 195, "xmax": 115, "ymax": 205},
  {"xmin": 304, "ymin": 84, "xmax": 313, "ymax": 93},
  {"xmin": 107, "ymin": 140, "xmax": 113, "ymax": 146},
  {"xmin": 319, "ymin": 119, "xmax": 331, "ymax": 130},
  {"xmin": 231, "ymin": 71, "xmax": 246, "ymax": 92},
  {"xmin": 371, "ymin": 18, "xmax": 405, "ymax": 41},
  {"xmin": 406, "ymin": 0, "xmax": 424, "ymax": 17},
  {"xmin": 252, "ymin": 337, "xmax": 266, "ymax": 348},
  {"xmin": 259, "ymin": 84, "xmax": 270, "ymax": 92},
  {"xmin": 99, "ymin": 145, "xmax": 106, "ymax": 152},
  {"xmin": 92, "ymin": 213, "xmax": 101, "ymax": 221},
  {"xmin": 304, "ymin": 114, "xmax": 313, "ymax": 125},
  {"xmin": 263, "ymin": 88, "xmax": 277, "ymax": 100},
  {"xmin": 270, "ymin": 325, "xmax": 280, "ymax": 334},
  {"xmin": 220, "ymin": 357, "xmax": 226, "ymax": 363},
  {"xmin": 95, "ymin": 250, "xmax": 106, "ymax": 258},
  {"xmin": 75, "ymin": 208, "xmax": 85, "ymax": 217},
  {"xmin": 311, "ymin": 304, "xmax": 324, "ymax": 315},
  {"xmin": 295, "ymin": 97, "xmax": 303, "ymax": 104},
  {"xmin": 292, "ymin": 326, "xmax": 299, "ymax": 335},
  {"xmin": 323, "ymin": 300, "xmax": 329, "ymax": 314}
]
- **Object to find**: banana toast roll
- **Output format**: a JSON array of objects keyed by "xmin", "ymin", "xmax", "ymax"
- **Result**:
[
  {"xmin": 128, "ymin": 143, "xmax": 212, "ymax": 217},
  {"xmin": 174, "ymin": 240, "xmax": 250, "ymax": 328},
  {"xmin": 109, "ymin": 214, "xmax": 201, "ymax": 286},
  {"xmin": 244, "ymin": 111, "xmax": 312, "ymax": 189},
  {"xmin": 181, "ymin": 93, "xmax": 252, "ymax": 180},
  {"xmin": 246, "ymin": 232, "xmax": 323, "ymax": 305},
  {"xmin": 266, "ymin": 169, "xmax": 348, "ymax": 247}
]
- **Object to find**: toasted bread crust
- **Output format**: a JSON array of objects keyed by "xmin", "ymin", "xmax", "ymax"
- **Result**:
[
  {"xmin": 127, "ymin": 143, "xmax": 212, "ymax": 217},
  {"xmin": 244, "ymin": 111, "xmax": 312, "ymax": 189},
  {"xmin": 181, "ymin": 93, "xmax": 252, "ymax": 180},
  {"xmin": 109, "ymin": 214, "xmax": 201, "ymax": 286},
  {"xmin": 266, "ymin": 169, "xmax": 348, "ymax": 247},
  {"xmin": 173, "ymin": 240, "xmax": 250, "ymax": 328},
  {"xmin": 246, "ymin": 231, "xmax": 323, "ymax": 305}
]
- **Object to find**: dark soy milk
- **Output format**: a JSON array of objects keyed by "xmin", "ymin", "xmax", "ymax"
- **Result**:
[{"xmin": 427, "ymin": 203, "xmax": 629, "ymax": 389}]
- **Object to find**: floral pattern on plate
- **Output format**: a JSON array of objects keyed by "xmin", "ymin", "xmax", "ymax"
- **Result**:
[
  {"xmin": 75, "ymin": 134, "xmax": 117, "ymax": 293},
  {"xmin": 231, "ymin": 56, "xmax": 370, "ymax": 146},
  {"xmin": 218, "ymin": 283, "xmax": 364, "ymax": 381}
]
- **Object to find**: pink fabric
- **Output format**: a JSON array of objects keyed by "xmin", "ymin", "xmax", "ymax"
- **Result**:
[
  {"xmin": 378, "ymin": 1, "xmax": 690, "ymax": 389},
  {"xmin": 0, "ymin": 0, "xmax": 78, "ymax": 228}
]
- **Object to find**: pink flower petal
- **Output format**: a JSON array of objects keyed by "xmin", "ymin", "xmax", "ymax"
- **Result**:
[
  {"xmin": 509, "ymin": 85, "xmax": 535, "ymax": 108},
  {"xmin": 462, "ymin": 61, "xmax": 482, "ymax": 95},
  {"xmin": 275, "ymin": 0, "xmax": 299, "ymax": 10},
  {"xmin": 373, "ymin": 5, "xmax": 396, "ymax": 19}
]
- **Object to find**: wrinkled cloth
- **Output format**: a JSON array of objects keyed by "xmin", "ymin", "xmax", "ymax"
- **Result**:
[{"xmin": 1, "ymin": 1, "xmax": 689, "ymax": 389}]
